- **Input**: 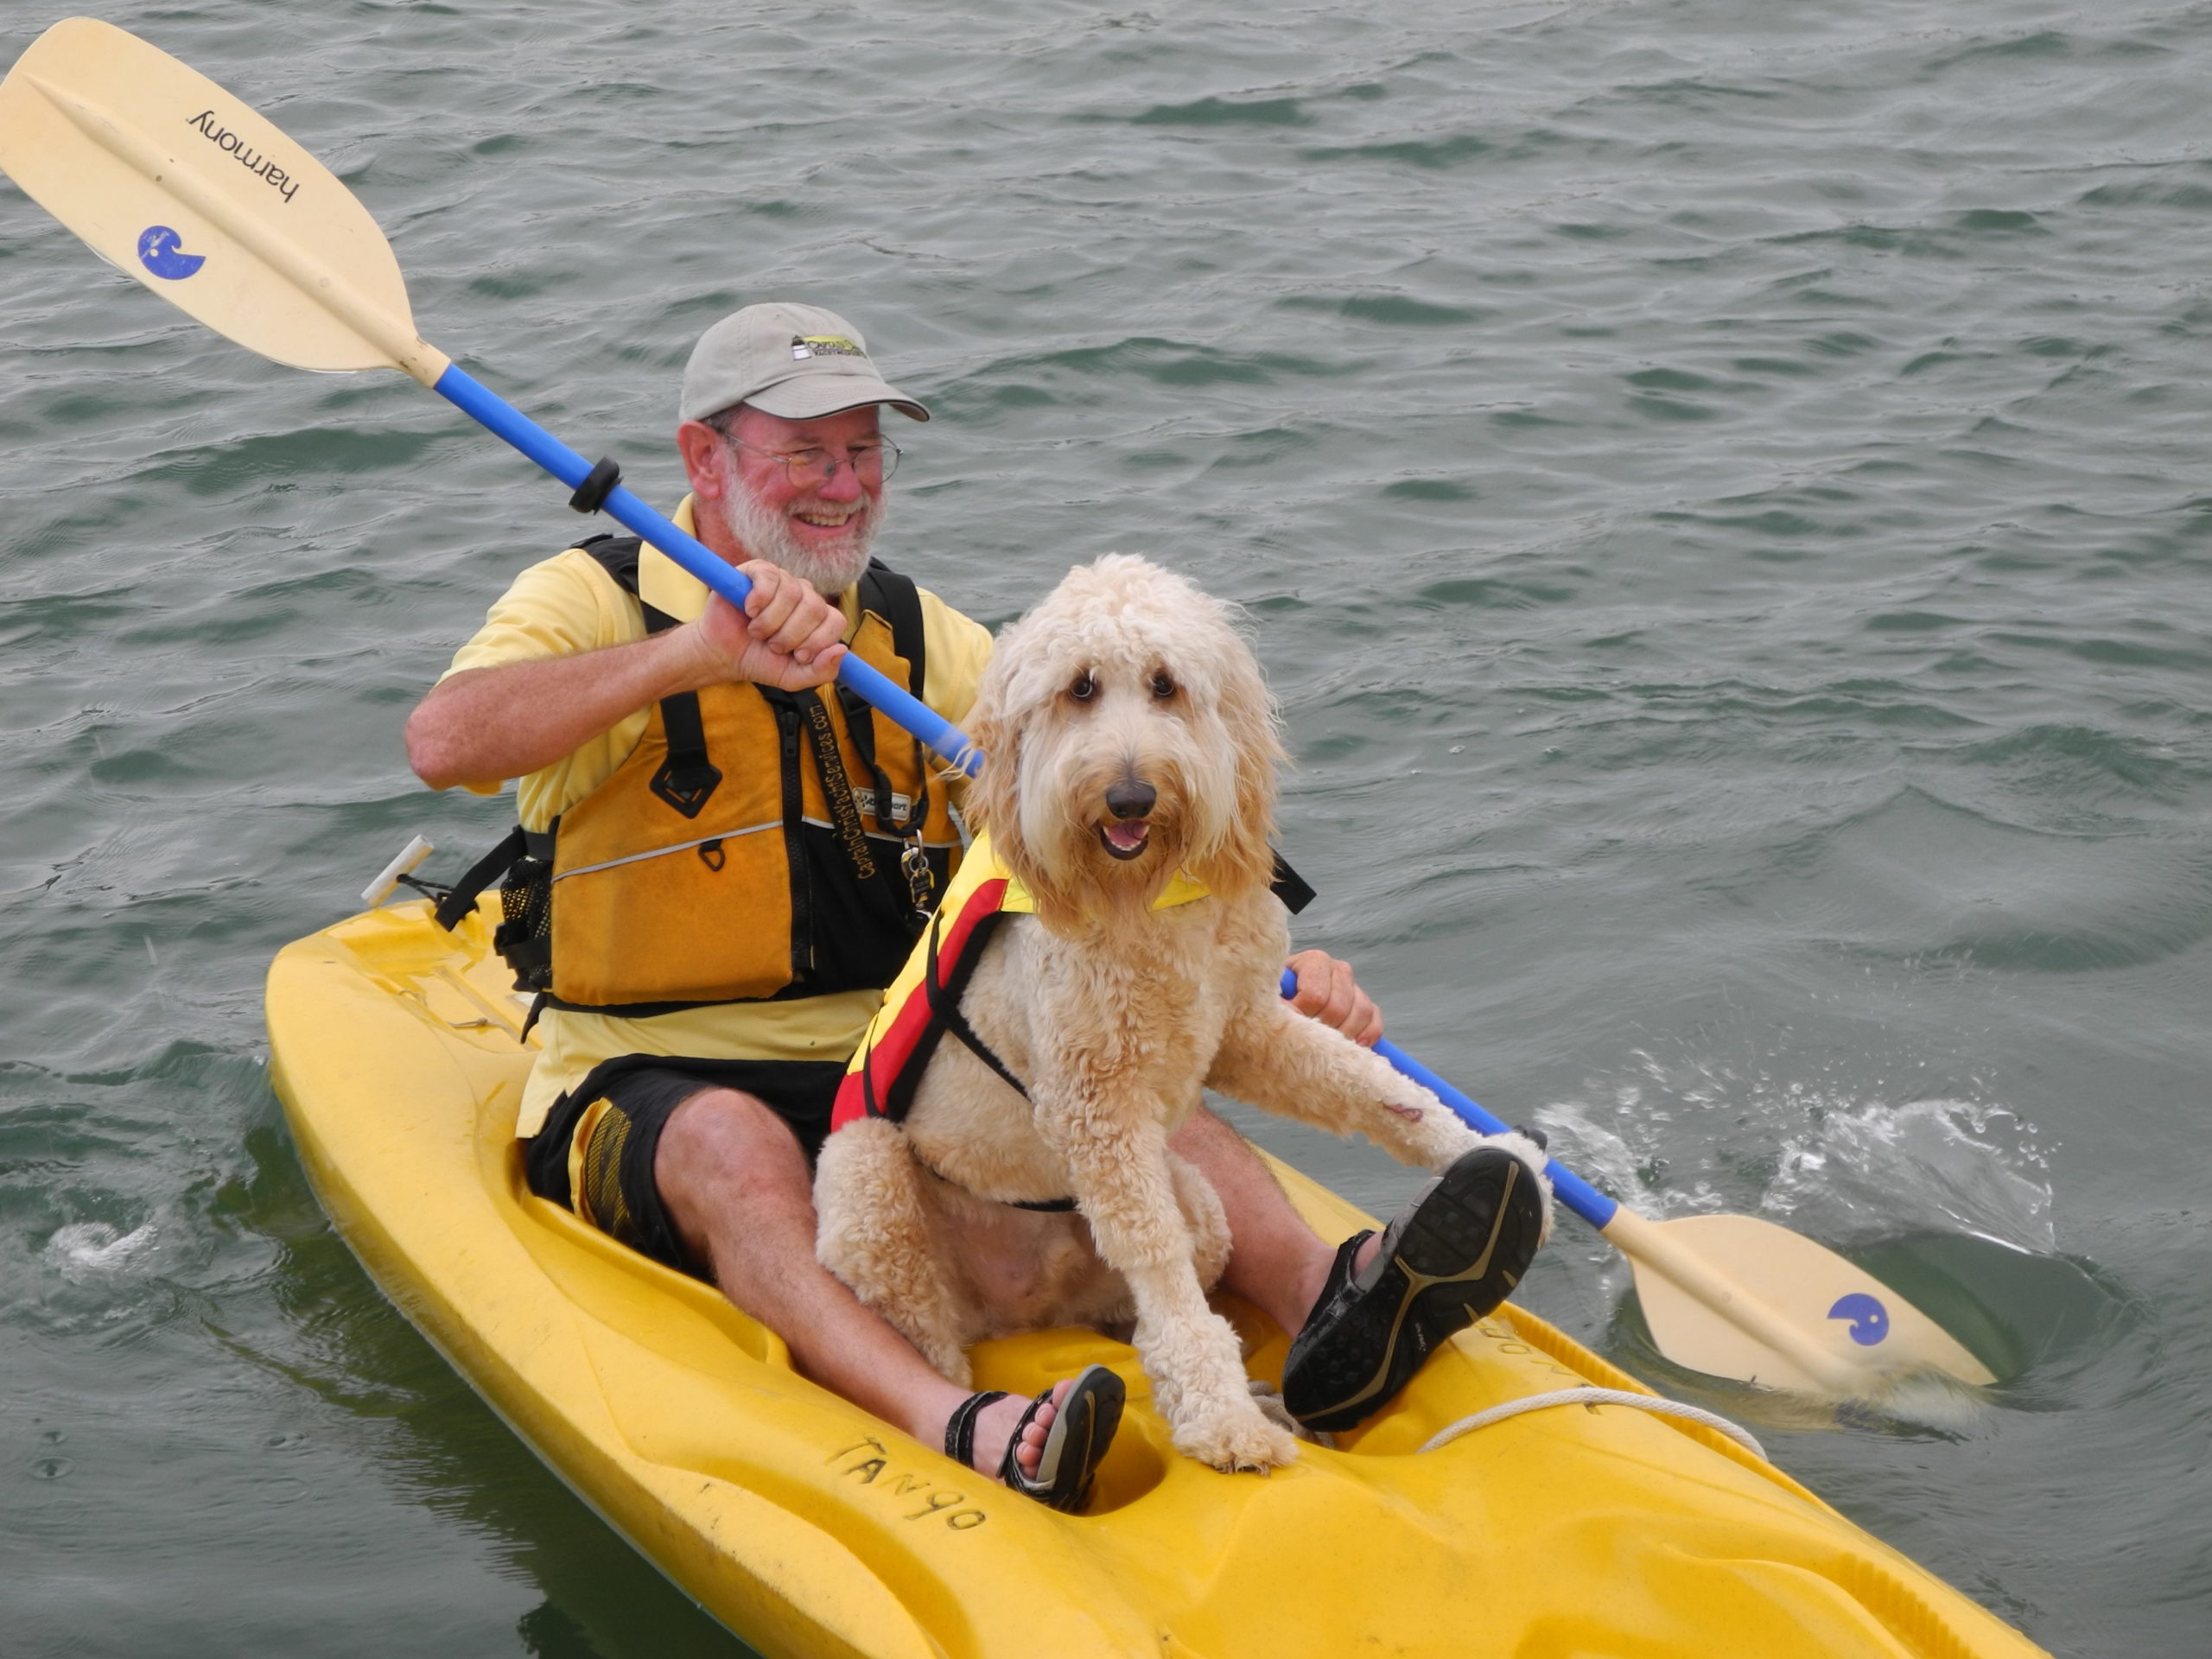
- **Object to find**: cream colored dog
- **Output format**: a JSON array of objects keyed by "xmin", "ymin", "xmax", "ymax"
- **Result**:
[{"xmin": 814, "ymin": 555, "xmax": 1549, "ymax": 1472}]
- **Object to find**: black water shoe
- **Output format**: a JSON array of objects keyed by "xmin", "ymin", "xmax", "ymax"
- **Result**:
[{"xmin": 1281, "ymin": 1144, "xmax": 1548, "ymax": 1433}]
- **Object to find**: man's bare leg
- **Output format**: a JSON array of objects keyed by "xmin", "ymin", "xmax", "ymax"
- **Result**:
[
  {"xmin": 1168, "ymin": 1106, "xmax": 1381, "ymax": 1337},
  {"xmin": 653, "ymin": 1090, "xmax": 1061, "ymax": 1479}
]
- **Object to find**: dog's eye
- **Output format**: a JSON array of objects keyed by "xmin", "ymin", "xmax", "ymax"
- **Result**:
[
  {"xmin": 1070, "ymin": 671, "xmax": 1096, "ymax": 702},
  {"xmin": 1150, "ymin": 671, "xmax": 1177, "ymax": 700}
]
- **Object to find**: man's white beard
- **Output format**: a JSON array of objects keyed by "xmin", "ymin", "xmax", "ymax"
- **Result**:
[{"xmin": 720, "ymin": 477, "xmax": 886, "ymax": 597}]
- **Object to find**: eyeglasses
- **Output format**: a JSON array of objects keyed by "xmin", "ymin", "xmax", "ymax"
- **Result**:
[{"xmin": 721, "ymin": 435, "xmax": 902, "ymax": 487}]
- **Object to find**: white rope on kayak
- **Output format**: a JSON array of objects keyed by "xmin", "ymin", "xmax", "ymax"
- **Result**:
[{"xmin": 1418, "ymin": 1387, "xmax": 1768, "ymax": 1461}]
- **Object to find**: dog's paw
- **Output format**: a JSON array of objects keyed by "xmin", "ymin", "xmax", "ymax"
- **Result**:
[
  {"xmin": 1173, "ymin": 1398, "xmax": 1302, "ymax": 1474},
  {"xmin": 1476, "ymin": 1129, "xmax": 1556, "ymax": 1245},
  {"xmin": 1247, "ymin": 1379, "xmax": 1318, "ymax": 1442},
  {"xmin": 1416, "ymin": 1116, "xmax": 1491, "ymax": 1173}
]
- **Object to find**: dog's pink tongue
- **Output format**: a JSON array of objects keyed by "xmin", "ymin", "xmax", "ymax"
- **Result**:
[{"xmin": 1105, "ymin": 819, "xmax": 1150, "ymax": 852}]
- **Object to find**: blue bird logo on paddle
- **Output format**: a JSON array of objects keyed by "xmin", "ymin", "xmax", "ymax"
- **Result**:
[
  {"xmin": 1827, "ymin": 1292, "xmax": 1890, "ymax": 1346},
  {"xmin": 137, "ymin": 226, "xmax": 206, "ymax": 281}
]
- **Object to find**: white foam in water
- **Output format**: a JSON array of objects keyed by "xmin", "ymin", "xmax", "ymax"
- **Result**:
[
  {"xmin": 1763, "ymin": 1098, "xmax": 2054, "ymax": 1254},
  {"xmin": 45, "ymin": 1221, "xmax": 158, "ymax": 1278},
  {"xmin": 1536, "ymin": 1085, "xmax": 1735, "ymax": 1220},
  {"xmin": 1536, "ymin": 1061, "xmax": 2053, "ymax": 1255},
  {"xmin": 1529, "ymin": 1099, "xmax": 1645, "ymax": 1205},
  {"xmin": 1866, "ymin": 1369, "xmax": 1992, "ymax": 1439}
]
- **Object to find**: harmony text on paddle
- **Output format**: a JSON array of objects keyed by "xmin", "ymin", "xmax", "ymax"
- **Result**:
[{"xmin": 185, "ymin": 111, "xmax": 301, "ymax": 203}]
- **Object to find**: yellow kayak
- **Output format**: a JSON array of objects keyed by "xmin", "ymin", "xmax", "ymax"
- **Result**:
[{"xmin": 266, "ymin": 898, "xmax": 2048, "ymax": 1659}]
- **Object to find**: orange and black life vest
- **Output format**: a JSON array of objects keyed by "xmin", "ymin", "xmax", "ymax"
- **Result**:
[{"xmin": 435, "ymin": 538, "xmax": 962, "ymax": 1014}]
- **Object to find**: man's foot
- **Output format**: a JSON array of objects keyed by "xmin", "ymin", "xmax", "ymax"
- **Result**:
[
  {"xmin": 944, "ymin": 1365, "xmax": 1125, "ymax": 1511},
  {"xmin": 967, "ymin": 1382, "xmax": 1067, "ymax": 1482},
  {"xmin": 1281, "ymin": 1144, "xmax": 1548, "ymax": 1433}
]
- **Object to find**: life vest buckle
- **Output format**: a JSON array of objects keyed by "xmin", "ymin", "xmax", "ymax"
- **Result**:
[{"xmin": 900, "ymin": 837, "xmax": 936, "ymax": 922}]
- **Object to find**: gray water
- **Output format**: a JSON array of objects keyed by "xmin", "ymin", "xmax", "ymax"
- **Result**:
[{"xmin": 3, "ymin": 1, "xmax": 2208, "ymax": 1654}]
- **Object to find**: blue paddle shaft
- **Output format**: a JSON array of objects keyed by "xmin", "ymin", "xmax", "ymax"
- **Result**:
[
  {"xmin": 431, "ymin": 363, "xmax": 981, "ymax": 777},
  {"xmin": 1276, "ymin": 970, "xmax": 1618, "ymax": 1229},
  {"xmin": 434, "ymin": 362, "xmax": 1605, "ymax": 1224}
]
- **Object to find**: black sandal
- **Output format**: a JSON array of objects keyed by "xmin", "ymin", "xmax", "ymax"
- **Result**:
[
  {"xmin": 944, "ymin": 1363, "xmax": 1126, "ymax": 1513},
  {"xmin": 1281, "ymin": 1144, "xmax": 1548, "ymax": 1433}
]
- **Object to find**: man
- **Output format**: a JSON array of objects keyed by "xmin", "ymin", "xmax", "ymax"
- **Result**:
[{"xmin": 406, "ymin": 302, "xmax": 1541, "ymax": 1497}]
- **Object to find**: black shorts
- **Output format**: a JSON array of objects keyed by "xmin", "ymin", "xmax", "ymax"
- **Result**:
[{"xmin": 522, "ymin": 1054, "xmax": 848, "ymax": 1278}]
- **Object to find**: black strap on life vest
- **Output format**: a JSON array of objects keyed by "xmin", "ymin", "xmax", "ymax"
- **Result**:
[
  {"xmin": 845, "ymin": 563, "xmax": 932, "ymax": 835},
  {"xmin": 433, "ymin": 828, "xmax": 525, "ymax": 933},
  {"xmin": 855, "ymin": 559, "xmax": 927, "ymax": 715},
  {"xmin": 795, "ymin": 686, "xmax": 879, "ymax": 880},
  {"xmin": 579, "ymin": 536, "xmax": 722, "ymax": 817}
]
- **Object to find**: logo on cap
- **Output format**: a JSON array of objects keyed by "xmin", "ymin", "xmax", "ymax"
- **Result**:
[{"xmin": 791, "ymin": 334, "xmax": 864, "ymax": 361}]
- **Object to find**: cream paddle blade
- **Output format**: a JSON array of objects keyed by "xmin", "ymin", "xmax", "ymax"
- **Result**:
[
  {"xmin": 1605, "ymin": 1211, "xmax": 1997, "ymax": 1393},
  {"xmin": 0, "ymin": 16, "xmax": 446, "ymax": 382}
]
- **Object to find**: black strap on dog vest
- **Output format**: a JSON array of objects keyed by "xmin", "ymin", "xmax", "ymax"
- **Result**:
[
  {"xmin": 860, "ymin": 901, "xmax": 1077, "ymax": 1211},
  {"xmin": 1269, "ymin": 852, "xmax": 1316, "ymax": 915},
  {"xmin": 920, "ymin": 907, "xmax": 1033, "ymax": 1103},
  {"xmin": 913, "ymin": 1145, "xmax": 1077, "ymax": 1213},
  {"xmin": 918, "ymin": 912, "xmax": 1077, "ymax": 1211}
]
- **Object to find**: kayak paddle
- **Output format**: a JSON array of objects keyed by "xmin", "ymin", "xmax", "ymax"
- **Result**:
[{"xmin": 0, "ymin": 16, "xmax": 1995, "ymax": 1400}]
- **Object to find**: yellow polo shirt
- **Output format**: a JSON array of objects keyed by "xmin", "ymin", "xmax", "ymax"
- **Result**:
[{"xmin": 437, "ymin": 495, "xmax": 994, "ymax": 1135}]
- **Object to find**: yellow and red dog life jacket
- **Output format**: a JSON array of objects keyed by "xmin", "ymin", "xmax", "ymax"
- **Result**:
[{"xmin": 831, "ymin": 833, "xmax": 1214, "ymax": 1135}]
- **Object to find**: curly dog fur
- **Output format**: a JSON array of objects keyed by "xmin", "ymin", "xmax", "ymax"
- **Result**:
[{"xmin": 815, "ymin": 555, "xmax": 1552, "ymax": 1472}]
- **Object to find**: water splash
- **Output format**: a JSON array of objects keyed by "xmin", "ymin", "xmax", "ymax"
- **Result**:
[
  {"xmin": 1764, "ymin": 1097, "xmax": 2054, "ymax": 1254},
  {"xmin": 43, "ymin": 1220, "xmax": 158, "ymax": 1279},
  {"xmin": 1535, "ymin": 1063, "xmax": 2053, "ymax": 1254}
]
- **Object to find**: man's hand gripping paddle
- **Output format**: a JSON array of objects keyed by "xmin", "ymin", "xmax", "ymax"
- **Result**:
[{"xmin": 0, "ymin": 16, "xmax": 1996, "ymax": 1402}]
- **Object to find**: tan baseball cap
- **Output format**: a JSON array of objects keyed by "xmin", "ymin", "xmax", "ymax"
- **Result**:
[{"xmin": 680, "ymin": 302, "xmax": 931, "ymax": 424}]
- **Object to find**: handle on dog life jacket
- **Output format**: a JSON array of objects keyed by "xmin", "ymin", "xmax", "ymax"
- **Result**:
[{"xmin": 1276, "ymin": 970, "xmax": 1617, "ymax": 1230}]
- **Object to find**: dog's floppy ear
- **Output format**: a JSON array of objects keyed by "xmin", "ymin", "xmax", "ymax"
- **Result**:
[
  {"xmin": 967, "ymin": 660, "xmax": 1084, "ymax": 931},
  {"xmin": 965, "ymin": 677, "xmax": 1020, "ymax": 856},
  {"xmin": 1187, "ymin": 613, "xmax": 1284, "ymax": 903}
]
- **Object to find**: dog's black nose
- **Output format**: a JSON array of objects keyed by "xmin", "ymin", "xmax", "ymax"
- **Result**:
[{"xmin": 1104, "ymin": 778, "xmax": 1156, "ymax": 820}]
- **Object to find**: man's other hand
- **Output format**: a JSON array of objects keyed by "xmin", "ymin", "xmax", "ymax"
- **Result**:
[
  {"xmin": 688, "ymin": 561, "xmax": 849, "ymax": 691},
  {"xmin": 1285, "ymin": 950, "xmax": 1383, "ymax": 1047}
]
